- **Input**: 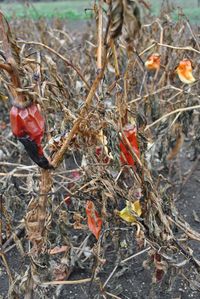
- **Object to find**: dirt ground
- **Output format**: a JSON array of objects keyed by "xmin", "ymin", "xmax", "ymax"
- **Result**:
[{"xmin": 1, "ymin": 146, "xmax": 200, "ymax": 299}]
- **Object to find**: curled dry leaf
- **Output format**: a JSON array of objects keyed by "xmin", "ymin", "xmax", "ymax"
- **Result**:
[
  {"xmin": 95, "ymin": 129, "xmax": 112, "ymax": 163},
  {"xmin": 118, "ymin": 199, "xmax": 142, "ymax": 223},
  {"xmin": 86, "ymin": 200, "xmax": 102, "ymax": 240},
  {"xmin": 108, "ymin": 0, "xmax": 141, "ymax": 41},
  {"xmin": 167, "ymin": 123, "xmax": 184, "ymax": 161},
  {"xmin": 123, "ymin": 0, "xmax": 141, "ymax": 42},
  {"xmin": 0, "ymin": 92, "xmax": 8, "ymax": 102},
  {"xmin": 73, "ymin": 212, "xmax": 85, "ymax": 229},
  {"xmin": 53, "ymin": 264, "xmax": 69, "ymax": 281},
  {"xmin": 109, "ymin": 0, "xmax": 124, "ymax": 39},
  {"xmin": 152, "ymin": 252, "xmax": 168, "ymax": 283},
  {"xmin": 49, "ymin": 246, "xmax": 69, "ymax": 255}
]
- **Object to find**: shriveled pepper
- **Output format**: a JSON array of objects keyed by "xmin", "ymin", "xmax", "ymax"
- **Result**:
[
  {"xmin": 145, "ymin": 53, "xmax": 161, "ymax": 71},
  {"xmin": 10, "ymin": 103, "xmax": 52, "ymax": 169},
  {"xmin": 0, "ymin": 12, "xmax": 51, "ymax": 169},
  {"xmin": 119, "ymin": 124, "xmax": 140, "ymax": 167}
]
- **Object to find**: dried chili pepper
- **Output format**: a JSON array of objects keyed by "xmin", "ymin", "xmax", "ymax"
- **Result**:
[
  {"xmin": 10, "ymin": 103, "xmax": 52, "ymax": 169},
  {"xmin": 145, "ymin": 53, "xmax": 161, "ymax": 71},
  {"xmin": 86, "ymin": 200, "xmax": 102, "ymax": 240},
  {"xmin": 176, "ymin": 58, "xmax": 195, "ymax": 84},
  {"xmin": 119, "ymin": 124, "xmax": 140, "ymax": 166}
]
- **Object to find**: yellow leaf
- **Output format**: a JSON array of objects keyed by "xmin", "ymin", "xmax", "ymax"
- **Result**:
[
  {"xmin": 0, "ymin": 92, "xmax": 8, "ymax": 102},
  {"xmin": 118, "ymin": 200, "xmax": 142, "ymax": 223}
]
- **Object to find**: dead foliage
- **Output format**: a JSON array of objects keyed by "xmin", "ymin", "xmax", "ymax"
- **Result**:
[{"xmin": 0, "ymin": 0, "xmax": 200, "ymax": 298}]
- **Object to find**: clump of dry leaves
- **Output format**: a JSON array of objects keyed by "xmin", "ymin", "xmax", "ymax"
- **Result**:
[{"xmin": 0, "ymin": 0, "xmax": 200, "ymax": 298}]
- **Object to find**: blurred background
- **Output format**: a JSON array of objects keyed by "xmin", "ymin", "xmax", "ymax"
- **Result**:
[{"xmin": 0, "ymin": 0, "xmax": 199, "ymax": 24}]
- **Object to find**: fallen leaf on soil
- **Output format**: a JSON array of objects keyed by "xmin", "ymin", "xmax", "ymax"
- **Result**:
[
  {"xmin": 73, "ymin": 212, "xmax": 85, "ymax": 229},
  {"xmin": 152, "ymin": 252, "xmax": 168, "ymax": 283},
  {"xmin": 0, "ymin": 92, "xmax": 8, "ymax": 102},
  {"xmin": 53, "ymin": 264, "xmax": 69, "ymax": 281},
  {"xmin": 118, "ymin": 200, "xmax": 142, "ymax": 223},
  {"xmin": 86, "ymin": 200, "xmax": 102, "ymax": 239},
  {"xmin": 49, "ymin": 246, "xmax": 68, "ymax": 255}
]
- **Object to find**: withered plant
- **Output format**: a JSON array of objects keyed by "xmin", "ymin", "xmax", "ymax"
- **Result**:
[{"xmin": 0, "ymin": 0, "xmax": 200, "ymax": 298}]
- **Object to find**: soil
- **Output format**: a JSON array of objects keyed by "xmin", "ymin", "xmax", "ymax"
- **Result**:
[{"xmin": 1, "ymin": 147, "xmax": 200, "ymax": 299}]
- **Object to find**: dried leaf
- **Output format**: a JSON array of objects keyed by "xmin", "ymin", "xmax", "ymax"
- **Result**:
[
  {"xmin": 86, "ymin": 200, "xmax": 102, "ymax": 239},
  {"xmin": 123, "ymin": 0, "xmax": 141, "ymax": 41},
  {"xmin": 152, "ymin": 252, "xmax": 168, "ymax": 283},
  {"xmin": 73, "ymin": 212, "xmax": 84, "ymax": 229},
  {"xmin": 109, "ymin": 0, "xmax": 123, "ymax": 39},
  {"xmin": 167, "ymin": 123, "xmax": 184, "ymax": 160},
  {"xmin": 49, "ymin": 246, "xmax": 68, "ymax": 255},
  {"xmin": 109, "ymin": 0, "xmax": 141, "ymax": 41},
  {"xmin": 118, "ymin": 200, "xmax": 142, "ymax": 223},
  {"xmin": 0, "ymin": 92, "xmax": 8, "ymax": 102},
  {"xmin": 53, "ymin": 264, "xmax": 69, "ymax": 281}
]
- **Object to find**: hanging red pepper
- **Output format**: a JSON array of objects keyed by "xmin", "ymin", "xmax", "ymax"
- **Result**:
[
  {"xmin": 0, "ymin": 12, "xmax": 52, "ymax": 169},
  {"xmin": 10, "ymin": 103, "xmax": 52, "ymax": 169},
  {"xmin": 119, "ymin": 124, "xmax": 140, "ymax": 167}
]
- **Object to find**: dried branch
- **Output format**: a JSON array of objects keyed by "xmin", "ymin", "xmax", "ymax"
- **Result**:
[
  {"xmin": 0, "ymin": 11, "xmax": 26, "ymax": 105},
  {"xmin": 18, "ymin": 40, "xmax": 92, "ymax": 92},
  {"xmin": 145, "ymin": 104, "xmax": 200, "ymax": 130},
  {"xmin": 51, "ymin": 52, "xmax": 108, "ymax": 168},
  {"xmin": 97, "ymin": 0, "xmax": 104, "ymax": 70}
]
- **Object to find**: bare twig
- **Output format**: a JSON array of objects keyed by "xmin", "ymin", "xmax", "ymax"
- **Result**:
[
  {"xmin": 103, "ymin": 247, "xmax": 151, "ymax": 289},
  {"xmin": 145, "ymin": 105, "xmax": 200, "ymax": 130},
  {"xmin": 42, "ymin": 277, "xmax": 99, "ymax": 286},
  {"xmin": 18, "ymin": 40, "xmax": 92, "ymax": 92},
  {"xmin": 51, "ymin": 51, "xmax": 108, "ymax": 168}
]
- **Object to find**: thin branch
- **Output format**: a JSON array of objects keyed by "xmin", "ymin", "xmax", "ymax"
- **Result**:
[
  {"xmin": 157, "ymin": 42, "xmax": 200, "ymax": 54},
  {"xmin": 97, "ymin": 0, "xmax": 103, "ymax": 70},
  {"xmin": 103, "ymin": 247, "xmax": 150, "ymax": 289},
  {"xmin": 51, "ymin": 50, "xmax": 108, "ymax": 168},
  {"xmin": 42, "ymin": 277, "xmax": 99, "ymax": 286},
  {"xmin": 18, "ymin": 40, "xmax": 92, "ymax": 92},
  {"xmin": 145, "ymin": 104, "xmax": 200, "ymax": 130}
]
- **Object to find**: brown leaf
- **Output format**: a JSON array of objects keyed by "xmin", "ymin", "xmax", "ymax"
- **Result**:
[
  {"xmin": 49, "ymin": 246, "xmax": 69, "ymax": 255},
  {"xmin": 123, "ymin": 0, "xmax": 141, "ymax": 41},
  {"xmin": 109, "ymin": 0, "xmax": 123, "ymax": 39}
]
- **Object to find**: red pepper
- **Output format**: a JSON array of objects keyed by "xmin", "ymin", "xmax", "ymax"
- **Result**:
[
  {"xmin": 10, "ymin": 103, "xmax": 52, "ymax": 169},
  {"xmin": 119, "ymin": 124, "xmax": 140, "ymax": 166}
]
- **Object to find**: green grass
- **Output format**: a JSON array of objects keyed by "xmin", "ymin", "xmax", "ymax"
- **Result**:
[
  {"xmin": 149, "ymin": 0, "xmax": 200, "ymax": 23},
  {"xmin": 0, "ymin": 1, "xmax": 92, "ymax": 20},
  {"xmin": 0, "ymin": 0, "xmax": 199, "ymax": 23}
]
